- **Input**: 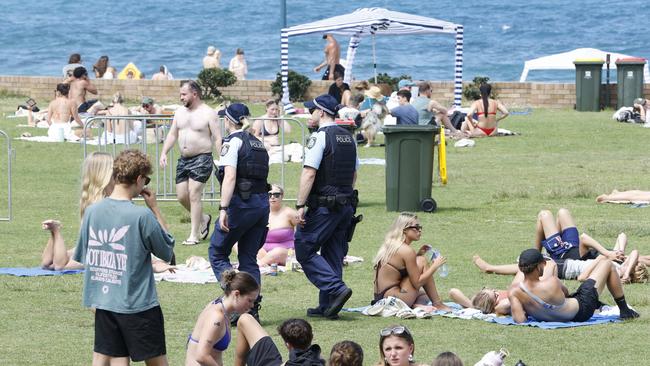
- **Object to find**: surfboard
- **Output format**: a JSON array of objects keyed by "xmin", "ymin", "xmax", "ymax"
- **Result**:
[{"xmin": 117, "ymin": 62, "xmax": 142, "ymax": 80}]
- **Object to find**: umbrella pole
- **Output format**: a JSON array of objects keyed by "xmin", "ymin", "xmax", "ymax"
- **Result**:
[{"xmin": 372, "ymin": 34, "xmax": 377, "ymax": 84}]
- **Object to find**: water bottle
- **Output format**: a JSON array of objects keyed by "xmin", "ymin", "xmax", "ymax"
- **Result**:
[
  {"xmin": 474, "ymin": 348, "xmax": 509, "ymax": 366},
  {"xmin": 432, "ymin": 249, "xmax": 449, "ymax": 278},
  {"xmin": 270, "ymin": 263, "xmax": 278, "ymax": 276},
  {"xmin": 286, "ymin": 249, "xmax": 296, "ymax": 271}
]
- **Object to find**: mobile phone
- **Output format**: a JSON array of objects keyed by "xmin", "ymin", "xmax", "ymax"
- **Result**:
[{"xmin": 26, "ymin": 98, "xmax": 36, "ymax": 107}]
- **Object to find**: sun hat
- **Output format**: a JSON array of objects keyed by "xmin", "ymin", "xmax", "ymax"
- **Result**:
[
  {"xmin": 142, "ymin": 96, "xmax": 154, "ymax": 105},
  {"xmin": 304, "ymin": 94, "xmax": 338, "ymax": 115},
  {"xmin": 207, "ymin": 46, "xmax": 216, "ymax": 56},
  {"xmin": 398, "ymin": 79, "xmax": 415, "ymax": 89},
  {"xmin": 518, "ymin": 248, "xmax": 545, "ymax": 268},
  {"xmin": 364, "ymin": 86, "xmax": 384, "ymax": 100},
  {"xmin": 218, "ymin": 103, "xmax": 250, "ymax": 124}
]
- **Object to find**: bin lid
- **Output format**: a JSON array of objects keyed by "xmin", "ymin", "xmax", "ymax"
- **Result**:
[
  {"xmin": 383, "ymin": 125, "xmax": 440, "ymax": 134},
  {"xmin": 573, "ymin": 58, "xmax": 605, "ymax": 65},
  {"xmin": 615, "ymin": 57, "xmax": 647, "ymax": 65}
]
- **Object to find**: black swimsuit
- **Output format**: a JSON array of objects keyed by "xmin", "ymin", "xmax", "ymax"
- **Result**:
[{"xmin": 372, "ymin": 262, "xmax": 408, "ymax": 304}]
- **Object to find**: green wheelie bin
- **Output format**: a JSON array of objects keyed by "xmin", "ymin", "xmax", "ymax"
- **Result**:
[
  {"xmin": 574, "ymin": 58, "xmax": 604, "ymax": 111},
  {"xmin": 383, "ymin": 125, "xmax": 439, "ymax": 212},
  {"xmin": 615, "ymin": 57, "xmax": 646, "ymax": 109}
]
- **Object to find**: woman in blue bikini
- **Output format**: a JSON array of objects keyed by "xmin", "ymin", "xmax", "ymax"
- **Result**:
[{"xmin": 185, "ymin": 270, "xmax": 283, "ymax": 366}]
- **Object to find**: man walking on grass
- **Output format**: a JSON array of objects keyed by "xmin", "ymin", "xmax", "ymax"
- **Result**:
[{"xmin": 160, "ymin": 80, "xmax": 221, "ymax": 245}]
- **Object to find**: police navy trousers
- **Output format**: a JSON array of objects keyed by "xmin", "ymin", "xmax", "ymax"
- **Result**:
[
  {"xmin": 209, "ymin": 193, "xmax": 269, "ymax": 285},
  {"xmin": 295, "ymin": 204, "xmax": 353, "ymax": 310}
]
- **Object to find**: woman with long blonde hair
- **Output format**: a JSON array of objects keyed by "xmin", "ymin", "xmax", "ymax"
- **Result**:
[
  {"xmin": 41, "ymin": 152, "xmax": 173, "ymax": 272},
  {"xmin": 372, "ymin": 212, "xmax": 451, "ymax": 311}
]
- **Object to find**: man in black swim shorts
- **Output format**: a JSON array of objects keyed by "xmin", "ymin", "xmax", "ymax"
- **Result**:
[
  {"xmin": 160, "ymin": 80, "xmax": 222, "ymax": 245},
  {"xmin": 509, "ymin": 249, "xmax": 639, "ymax": 323}
]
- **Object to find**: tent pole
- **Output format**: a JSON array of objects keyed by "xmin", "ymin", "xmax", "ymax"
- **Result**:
[{"xmin": 372, "ymin": 33, "xmax": 377, "ymax": 84}]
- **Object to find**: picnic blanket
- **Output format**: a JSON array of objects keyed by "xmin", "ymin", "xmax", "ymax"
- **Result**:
[
  {"xmin": 600, "ymin": 199, "xmax": 650, "ymax": 207},
  {"xmin": 0, "ymin": 267, "xmax": 83, "ymax": 277},
  {"xmin": 344, "ymin": 299, "xmax": 622, "ymax": 328}
]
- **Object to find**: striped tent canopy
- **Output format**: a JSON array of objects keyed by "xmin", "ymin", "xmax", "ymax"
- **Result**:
[{"xmin": 280, "ymin": 7, "xmax": 464, "ymax": 112}]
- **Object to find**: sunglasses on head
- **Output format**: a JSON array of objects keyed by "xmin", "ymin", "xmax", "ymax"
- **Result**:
[
  {"xmin": 405, "ymin": 224, "xmax": 423, "ymax": 231},
  {"xmin": 269, "ymin": 192, "xmax": 282, "ymax": 198},
  {"xmin": 380, "ymin": 326, "xmax": 410, "ymax": 337}
]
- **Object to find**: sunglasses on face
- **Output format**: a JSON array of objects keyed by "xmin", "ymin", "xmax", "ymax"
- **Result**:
[
  {"xmin": 405, "ymin": 224, "xmax": 423, "ymax": 231},
  {"xmin": 269, "ymin": 192, "xmax": 282, "ymax": 198},
  {"xmin": 142, "ymin": 104, "xmax": 150, "ymax": 108},
  {"xmin": 380, "ymin": 326, "xmax": 410, "ymax": 337},
  {"xmin": 308, "ymin": 108, "xmax": 316, "ymax": 114},
  {"xmin": 142, "ymin": 176, "xmax": 151, "ymax": 186}
]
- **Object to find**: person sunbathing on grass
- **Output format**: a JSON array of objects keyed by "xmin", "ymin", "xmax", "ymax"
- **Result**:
[
  {"xmin": 448, "ymin": 287, "xmax": 511, "ymax": 315},
  {"xmin": 473, "ymin": 232, "xmax": 648, "ymax": 284},
  {"xmin": 40, "ymin": 152, "xmax": 174, "ymax": 273},
  {"xmin": 597, "ymin": 189, "xmax": 650, "ymax": 204},
  {"xmin": 372, "ymin": 212, "xmax": 451, "ymax": 312},
  {"xmin": 508, "ymin": 249, "xmax": 639, "ymax": 323}
]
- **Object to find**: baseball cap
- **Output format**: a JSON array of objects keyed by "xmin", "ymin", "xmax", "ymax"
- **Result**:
[
  {"xmin": 304, "ymin": 94, "xmax": 338, "ymax": 116},
  {"xmin": 518, "ymin": 248, "xmax": 545, "ymax": 268},
  {"xmin": 218, "ymin": 103, "xmax": 250, "ymax": 124},
  {"xmin": 142, "ymin": 97, "xmax": 154, "ymax": 105},
  {"xmin": 398, "ymin": 79, "xmax": 415, "ymax": 89}
]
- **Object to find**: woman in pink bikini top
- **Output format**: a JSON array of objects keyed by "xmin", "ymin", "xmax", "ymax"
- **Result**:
[
  {"xmin": 257, "ymin": 184, "xmax": 300, "ymax": 266},
  {"xmin": 462, "ymin": 83, "xmax": 509, "ymax": 137}
]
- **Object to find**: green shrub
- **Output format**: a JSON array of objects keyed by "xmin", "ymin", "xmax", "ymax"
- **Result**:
[
  {"xmin": 271, "ymin": 70, "xmax": 311, "ymax": 102},
  {"xmin": 462, "ymin": 76, "xmax": 498, "ymax": 101},
  {"xmin": 196, "ymin": 68, "xmax": 237, "ymax": 100},
  {"xmin": 368, "ymin": 73, "xmax": 412, "ymax": 92}
]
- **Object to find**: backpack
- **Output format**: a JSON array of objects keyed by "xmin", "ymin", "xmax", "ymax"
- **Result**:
[{"xmin": 449, "ymin": 111, "xmax": 467, "ymax": 130}]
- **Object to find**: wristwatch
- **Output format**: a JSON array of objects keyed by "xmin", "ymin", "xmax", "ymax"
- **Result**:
[
  {"xmin": 295, "ymin": 204, "xmax": 305, "ymax": 209},
  {"xmin": 219, "ymin": 205, "xmax": 229, "ymax": 211}
]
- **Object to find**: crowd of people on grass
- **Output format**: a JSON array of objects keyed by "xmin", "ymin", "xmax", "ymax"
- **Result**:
[{"xmin": 19, "ymin": 43, "xmax": 648, "ymax": 365}]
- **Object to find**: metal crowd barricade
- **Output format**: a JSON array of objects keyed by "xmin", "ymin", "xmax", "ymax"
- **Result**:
[
  {"xmin": 82, "ymin": 115, "xmax": 219, "ymax": 202},
  {"xmin": 81, "ymin": 115, "xmax": 309, "ymax": 203},
  {"xmin": 247, "ymin": 117, "xmax": 307, "ymax": 190},
  {"xmin": 0, "ymin": 130, "xmax": 13, "ymax": 221}
]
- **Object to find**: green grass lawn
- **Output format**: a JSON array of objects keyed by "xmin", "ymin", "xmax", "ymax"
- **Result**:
[{"xmin": 0, "ymin": 95, "xmax": 649, "ymax": 366}]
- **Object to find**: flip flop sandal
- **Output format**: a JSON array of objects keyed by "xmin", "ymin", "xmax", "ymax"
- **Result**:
[
  {"xmin": 182, "ymin": 239, "xmax": 200, "ymax": 246},
  {"xmin": 200, "ymin": 214, "xmax": 212, "ymax": 240}
]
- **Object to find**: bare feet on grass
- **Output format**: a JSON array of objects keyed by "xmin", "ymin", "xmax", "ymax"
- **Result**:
[
  {"xmin": 42, "ymin": 219, "xmax": 62, "ymax": 231},
  {"xmin": 473, "ymin": 255, "xmax": 493, "ymax": 273}
]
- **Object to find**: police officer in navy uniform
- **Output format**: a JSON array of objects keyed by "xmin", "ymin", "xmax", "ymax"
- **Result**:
[
  {"xmin": 295, "ymin": 94, "xmax": 359, "ymax": 319},
  {"xmin": 209, "ymin": 103, "xmax": 269, "ymax": 321}
]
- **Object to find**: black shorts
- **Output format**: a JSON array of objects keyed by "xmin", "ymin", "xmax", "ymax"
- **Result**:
[
  {"xmin": 78, "ymin": 99, "xmax": 98, "ymax": 113},
  {"xmin": 246, "ymin": 336, "xmax": 282, "ymax": 366},
  {"xmin": 94, "ymin": 306, "xmax": 166, "ymax": 362},
  {"xmin": 569, "ymin": 279, "xmax": 603, "ymax": 322},
  {"xmin": 176, "ymin": 153, "xmax": 213, "ymax": 184},
  {"xmin": 561, "ymin": 246, "xmax": 599, "ymax": 261}
]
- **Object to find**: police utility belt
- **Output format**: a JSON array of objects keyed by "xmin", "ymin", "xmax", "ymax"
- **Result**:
[
  {"xmin": 235, "ymin": 179, "xmax": 269, "ymax": 200},
  {"xmin": 307, "ymin": 194, "xmax": 351, "ymax": 209}
]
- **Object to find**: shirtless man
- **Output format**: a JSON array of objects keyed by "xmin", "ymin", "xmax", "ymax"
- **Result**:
[
  {"xmin": 313, "ymin": 34, "xmax": 344, "ymax": 81},
  {"xmin": 46, "ymin": 83, "xmax": 84, "ymax": 140},
  {"xmin": 160, "ymin": 80, "xmax": 221, "ymax": 245},
  {"xmin": 508, "ymin": 249, "xmax": 639, "ymax": 323},
  {"xmin": 97, "ymin": 92, "xmax": 135, "ymax": 143},
  {"xmin": 66, "ymin": 67, "xmax": 98, "ymax": 113},
  {"xmin": 633, "ymin": 97, "xmax": 650, "ymax": 123}
]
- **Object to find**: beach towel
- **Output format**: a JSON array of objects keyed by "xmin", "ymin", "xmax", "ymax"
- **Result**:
[
  {"xmin": 344, "ymin": 300, "xmax": 622, "ymax": 328},
  {"xmin": 0, "ymin": 267, "xmax": 83, "ymax": 277},
  {"xmin": 599, "ymin": 199, "xmax": 650, "ymax": 207},
  {"xmin": 359, "ymin": 158, "xmax": 386, "ymax": 165}
]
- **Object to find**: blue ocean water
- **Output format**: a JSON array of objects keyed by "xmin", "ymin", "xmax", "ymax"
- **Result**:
[{"xmin": 0, "ymin": 0, "xmax": 646, "ymax": 82}]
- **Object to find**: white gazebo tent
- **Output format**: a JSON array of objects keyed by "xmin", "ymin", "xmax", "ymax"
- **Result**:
[
  {"xmin": 280, "ymin": 7, "xmax": 464, "ymax": 113},
  {"xmin": 519, "ymin": 47, "xmax": 650, "ymax": 82}
]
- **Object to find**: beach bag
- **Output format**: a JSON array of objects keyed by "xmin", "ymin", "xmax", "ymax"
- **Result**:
[{"xmin": 449, "ymin": 111, "xmax": 466, "ymax": 130}]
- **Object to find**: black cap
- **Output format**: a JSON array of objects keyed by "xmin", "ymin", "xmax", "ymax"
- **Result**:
[
  {"xmin": 218, "ymin": 103, "xmax": 250, "ymax": 124},
  {"xmin": 518, "ymin": 248, "xmax": 545, "ymax": 268},
  {"xmin": 304, "ymin": 94, "xmax": 338, "ymax": 116}
]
